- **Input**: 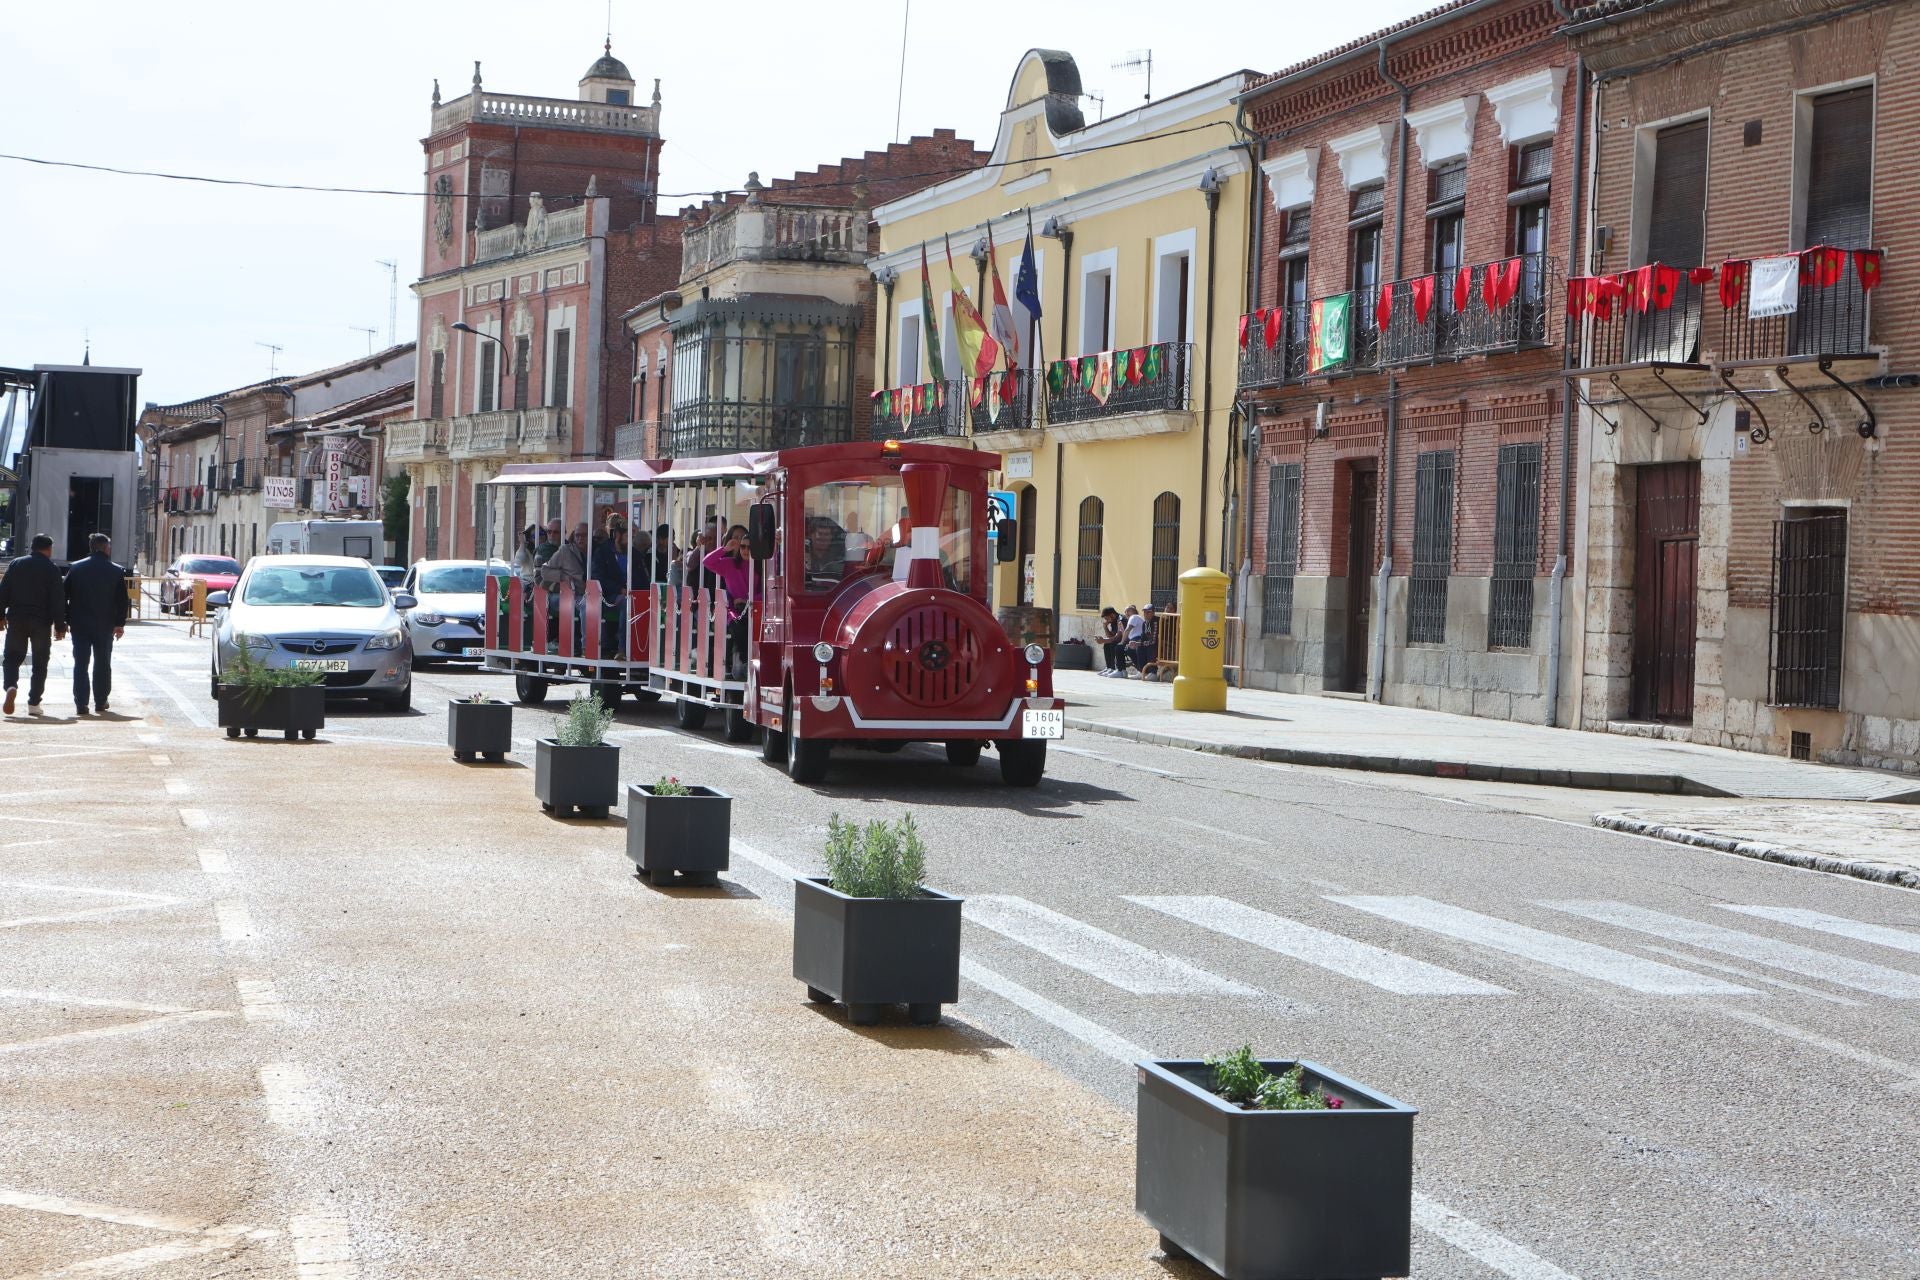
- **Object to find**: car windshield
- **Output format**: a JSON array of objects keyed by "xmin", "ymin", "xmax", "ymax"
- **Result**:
[
  {"xmin": 242, "ymin": 565, "xmax": 387, "ymax": 607},
  {"xmin": 418, "ymin": 565, "xmax": 487, "ymax": 594},
  {"xmin": 799, "ymin": 474, "xmax": 972, "ymax": 595},
  {"xmin": 183, "ymin": 558, "xmax": 240, "ymax": 575}
]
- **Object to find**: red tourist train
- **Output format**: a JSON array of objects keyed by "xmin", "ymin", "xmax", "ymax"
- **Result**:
[{"xmin": 481, "ymin": 439, "xmax": 1064, "ymax": 786}]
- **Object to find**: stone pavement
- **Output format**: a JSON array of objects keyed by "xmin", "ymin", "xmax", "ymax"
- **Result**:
[
  {"xmin": 1056, "ymin": 670, "xmax": 1920, "ymax": 802},
  {"xmin": 1595, "ymin": 804, "xmax": 1920, "ymax": 889}
]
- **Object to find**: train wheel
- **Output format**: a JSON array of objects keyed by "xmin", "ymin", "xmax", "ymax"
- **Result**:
[
  {"xmin": 945, "ymin": 740, "xmax": 983, "ymax": 768},
  {"xmin": 723, "ymin": 705, "xmax": 757, "ymax": 743},
  {"xmin": 785, "ymin": 696, "xmax": 830, "ymax": 784},
  {"xmin": 675, "ymin": 699, "xmax": 709, "ymax": 731},
  {"xmin": 870, "ymin": 740, "xmax": 906, "ymax": 754},
  {"xmin": 633, "ymin": 690, "xmax": 662, "ymax": 705},
  {"xmin": 761, "ymin": 704, "xmax": 788, "ymax": 764},
  {"xmin": 515, "ymin": 674, "xmax": 549, "ymax": 706},
  {"xmin": 999, "ymin": 740, "xmax": 1046, "ymax": 787},
  {"xmin": 591, "ymin": 682, "xmax": 622, "ymax": 708}
]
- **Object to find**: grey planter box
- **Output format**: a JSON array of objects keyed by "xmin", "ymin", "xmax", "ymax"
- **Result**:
[
  {"xmin": 1135, "ymin": 1059, "xmax": 1416, "ymax": 1280},
  {"xmin": 448, "ymin": 700, "xmax": 512, "ymax": 761},
  {"xmin": 217, "ymin": 685, "xmax": 325, "ymax": 741},
  {"xmin": 533, "ymin": 738, "xmax": 620, "ymax": 818},
  {"xmin": 791, "ymin": 876, "xmax": 961, "ymax": 1027},
  {"xmin": 627, "ymin": 784, "xmax": 730, "ymax": 885}
]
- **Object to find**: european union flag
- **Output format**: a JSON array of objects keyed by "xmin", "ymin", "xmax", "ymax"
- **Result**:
[{"xmin": 1014, "ymin": 228, "xmax": 1042, "ymax": 321}]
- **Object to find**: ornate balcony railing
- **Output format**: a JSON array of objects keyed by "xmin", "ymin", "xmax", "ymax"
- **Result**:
[
  {"xmin": 518, "ymin": 406, "xmax": 569, "ymax": 454},
  {"xmin": 681, "ymin": 202, "xmax": 866, "ymax": 278},
  {"xmin": 968, "ymin": 369, "xmax": 1034, "ymax": 435},
  {"xmin": 1718, "ymin": 245, "xmax": 1880, "ymax": 364},
  {"xmin": 450, "ymin": 410, "xmax": 519, "ymax": 459},
  {"xmin": 1045, "ymin": 342, "xmax": 1192, "ymax": 425},
  {"xmin": 613, "ymin": 421, "xmax": 654, "ymax": 459},
  {"xmin": 474, "ymin": 203, "xmax": 588, "ymax": 263},
  {"xmin": 1564, "ymin": 263, "xmax": 1710, "ymax": 369},
  {"xmin": 660, "ymin": 403, "xmax": 853, "ymax": 457},
  {"xmin": 871, "ymin": 380, "xmax": 964, "ymax": 439},
  {"xmin": 1237, "ymin": 313, "xmax": 1292, "ymax": 389},
  {"xmin": 387, "ymin": 420, "xmax": 448, "ymax": 461},
  {"xmin": 432, "ymin": 91, "xmax": 659, "ymax": 138},
  {"xmin": 1381, "ymin": 254, "xmax": 1558, "ymax": 366}
]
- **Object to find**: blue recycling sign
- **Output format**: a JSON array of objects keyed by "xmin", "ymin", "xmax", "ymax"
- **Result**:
[{"xmin": 986, "ymin": 490, "xmax": 1016, "ymax": 541}]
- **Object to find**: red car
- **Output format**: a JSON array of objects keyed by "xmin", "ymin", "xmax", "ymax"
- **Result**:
[{"xmin": 159, "ymin": 555, "xmax": 241, "ymax": 614}]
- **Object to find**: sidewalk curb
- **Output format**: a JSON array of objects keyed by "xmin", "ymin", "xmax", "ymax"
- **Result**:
[
  {"xmin": 1593, "ymin": 813, "xmax": 1920, "ymax": 889},
  {"xmin": 1065, "ymin": 717, "xmax": 1735, "ymax": 797}
]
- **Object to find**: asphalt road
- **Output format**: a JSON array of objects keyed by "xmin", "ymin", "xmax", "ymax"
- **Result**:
[{"xmin": 12, "ymin": 619, "xmax": 1920, "ymax": 1278}]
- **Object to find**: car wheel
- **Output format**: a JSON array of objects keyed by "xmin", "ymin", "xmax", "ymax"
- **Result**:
[
  {"xmin": 381, "ymin": 683, "xmax": 412, "ymax": 713},
  {"xmin": 761, "ymin": 696, "xmax": 788, "ymax": 764},
  {"xmin": 515, "ymin": 674, "xmax": 549, "ymax": 705},
  {"xmin": 999, "ymin": 740, "xmax": 1046, "ymax": 787},
  {"xmin": 785, "ymin": 694, "xmax": 830, "ymax": 784}
]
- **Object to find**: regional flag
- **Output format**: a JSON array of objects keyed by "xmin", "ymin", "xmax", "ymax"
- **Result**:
[
  {"xmin": 945, "ymin": 235, "xmax": 1000, "ymax": 377},
  {"xmin": 919, "ymin": 243, "xmax": 945, "ymax": 383},
  {"xmin": 1308, "ymin": 294, "xmax": 1350, "ymax": 372},
  {"xmin": 1091, "ymin": 351, "xmax": 1113, "ymax": 404},
  {"xmin": 986, "ymin": 225, "xmax": 1022, "ymax": 370}
]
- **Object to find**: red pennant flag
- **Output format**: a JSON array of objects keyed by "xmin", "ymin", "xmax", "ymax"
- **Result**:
[
  {"xmin": 1453, "ymin": 267, "xmax": 1471, "ymax": 313},
  {"xmin": 1263, "ymin": 308, "xmax": 1282, "ymax": 350},
  {"xmin": 1565, "ymin": 277, "xmax": 1587, "ymax": 319},
  {"xmin": 1633, "ymin": 265, "xmax": 1657, "ymax": 313},
  {"xmin": 1066, "ymin": 356, "xmax": 1080, "ymax": 382},
  {"xmin": 1798, "ymin": 250, "xmax": 1816, "ymax": 286},
  {"xmin": 1411, "ymin": 275, "xmax": 1436, "ymax": 324},
  {"xmin": 1494, "ymin": 257, "xmax": 1523, "ymax": 310},
  {"xmin": 1375, "ymin": 283, "xmax": 1393, "ymax": 330},
  {"xmin": 1592, "ymin": 276, "xmax": 1620, "ymax": 321},
  {"xmin": 1856, "ymin": 249, "xmax": 1883, "ymax": 292},
  {"xmin": 1000, "ymin": 370, "xmax": 1018, "ymax": 403},
  {"xmin": 1817, "ymin": 245, "xmax": 1845, "ymax": 287},
  {"xmin": 1238, "ymin": 313, "xmax": 1251, "ymax": 350},
  {"xmin": 1719, "ymin": 260, "xmax": 1749, "ymax": 310},
  {"xmin": 1650, "ymin": 264, "xmax": 1680, "ymax": 312},
  {"xmin": 1688, "ymin": 266, "xmax": 1715, "ymax": 286},
  {"xmin": 1484, "ymin": 261, "xmax": 1503, "ymax": 310}
]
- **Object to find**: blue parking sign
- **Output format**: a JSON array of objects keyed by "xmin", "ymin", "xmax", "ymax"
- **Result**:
[{"xmin": 987, "ymin": 490, "xmax": 1016, "ymax": 541}]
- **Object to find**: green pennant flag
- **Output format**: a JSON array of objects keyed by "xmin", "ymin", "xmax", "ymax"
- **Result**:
[
  {"xmin": 1081, "ymin": 359, "xmax": 1096, "ymax": 390},
  {"xmin": 1048, "ymin": 361, "xmax": 1066, "ymax": 395},
  {"xmin": 1141, "ymin": 344, "xmax": 1162, "ymax": 380},
  {"xmin": 1309, "ymin": 294, "xmax": 1350, "ymax": 372}
]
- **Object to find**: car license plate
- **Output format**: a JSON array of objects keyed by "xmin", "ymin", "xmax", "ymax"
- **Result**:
[
  {"xmin": 1021, "ymin": 708, "xmax": 1064, "ymax": 740},
  {"xmin": 460, "ymin": 645, "xmax": 480, "ymax": 655},
  {"xmin": 293, "ymin": 659, "xmax": 349, "ymax": 673}
]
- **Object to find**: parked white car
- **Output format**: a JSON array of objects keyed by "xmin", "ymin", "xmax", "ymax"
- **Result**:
[
  {"xmin": 397, "ymin": 559, "xmax": 508, "ymax": 668},
  {"xmin": 209, "ymin": 555, "xmax": 416, "ymax": 710}
]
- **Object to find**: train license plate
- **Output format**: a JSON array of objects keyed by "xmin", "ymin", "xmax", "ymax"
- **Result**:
[
  {"xmin": 292, "ymin": 659, "xmax": 349, "ymax": 673},
  {"xmin": 1021, "ymin": 709, "xmax": 1064, "ymax": 739}
]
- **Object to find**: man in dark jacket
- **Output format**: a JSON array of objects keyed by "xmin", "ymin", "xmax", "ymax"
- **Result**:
[
  {"xmin": 63, "ymin": 533, "xmax": 131, "ymax": 716},
  {"xmin": 0, "ymin": 533, "xmax": 68, "ymax": 715}
]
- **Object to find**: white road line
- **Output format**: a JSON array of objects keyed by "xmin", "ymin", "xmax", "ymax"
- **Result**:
[
  {"xmin": 680, "ymin": 741, "xmax": 756, "ymax": 755},
  {"xmin": 1412, "ymin": 1194, "xmax": 1581, "ymax": 1280},
  {"xmin": 0, "ymin": 988, "xmax": 194, "ymax": 1015},
  {"xmin": 1053, "ymin": 744, "xmax": 1178, "ymax": 777},
  {"xmin": 1714, "ymin": 1005, "xmax": 1920, "ymax": 1087},
  {"xmin": 1329, "ymin": 896, "xmax": 1752, "ymax": 996},
  {"xmin": 163, "ymin": 777, "xmax": 189, "ymax": 796},
  {"xmin": 260, "ymin": 1063, "xmax": 317, "ymax": 1126},
  {"xmin": 178, "ymin": 808, "xmax": 209, "ymax": 830},
  {"xmin": 728, "ymin": 839, "xmax": 804, "ymax": 881},
  {"xmin": 290, "ymin": 1211, "xmax": 359, "ymax": 1279},
  {"xmin": 1543, "ymin": 901, "xmax": 1920, "ymax": 999},
  {"xmin": 0, "ymin": 1010, "xmax": 228, "ymax": 1056},
  {"xmin": 123, "ymin": 664, "xmax": 213, "ymax": 730},
  {"xmin": 2, "ymin": 1226, "xmax": 272, "ymax": 1279},
  {"xmin": 1637, "ymin": 945, "xmax": 1863, "ymax": 1007},
  {"xmin": 0, "ymin": 1187, "xmax": 210, "ymax": 1234},
  {"xmin": 1162, "ymin": 815, "xmax": 1266, "ymax": 845},
  {"xmin": 966, "ymin": 895, "xmax": 1257, "ymax": 996},
  {"xmin": 0, "ymin": 882, "xmax": 180, "ymax": 931},
  {"xmin": 214, "ymin": 898, "xmax": 254, "ymax": 943},
  {"xmin": 959, "ymin": 959, "xmax": 1153, "ymax": 1063},
  {"xmin": 236, "ymin": 976, "xmax": 287, "ymax": 1022},
  {"xmin": 148, "ymin": 754, "xmax": 172, "ymax": 766},
  {"xmin": 1127, "ymin": 896, "xmax": 1510, "ymax": 996},
  {"xmin": 198, "ymin": 850, "xmax": 231, "ymax": 874},
  {"xmin": 1720, "ymin": 904, "xmax": 1920, "ymax": 956}
]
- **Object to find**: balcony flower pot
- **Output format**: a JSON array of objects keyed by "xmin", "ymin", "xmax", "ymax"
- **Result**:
[
  {"xmin": 627, "ymin": 783, "xmax": 731, "ymax": 885},
  {"xmin": 791, "ymin": 876, "xmax": 961, "ymax": 1027},
  {"xmin": 1135, "ymin": 1058, "xmax": 1416, "ymax": 1280},
  {"xmin": 216, "ymin": 685, "xmax": 325, "ymax": 742},
  {"xmin": 448, "ymin": 699, "xmax": 513, "ymax": 762},
  {"xmin": 533, "ymin": 738, "xmax": 619, "ymax": 819}
]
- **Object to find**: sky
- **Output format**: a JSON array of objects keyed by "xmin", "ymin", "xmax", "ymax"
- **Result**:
[{"xmin": 0, "ymin": 0, "xmax": 1424, "ymax": 409}]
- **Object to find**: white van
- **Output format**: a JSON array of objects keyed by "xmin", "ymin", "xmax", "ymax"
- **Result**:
[{"xmin": 264, "ymin": 519, "xmax": 384, "ymax": 560}]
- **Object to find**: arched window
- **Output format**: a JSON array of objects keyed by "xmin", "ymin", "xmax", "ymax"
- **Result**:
[
  {"xmin": 1150, "ymin": 491, "xmax": 1181, "ymax": 608},
  {"xmin": 1075, "ymin": 496, "xmax": 1104, "ymax": 610}
]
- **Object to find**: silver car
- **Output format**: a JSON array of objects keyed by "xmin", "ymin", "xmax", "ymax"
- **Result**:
[
  {"xmin": 397, "ymin": 559, "xmax": 509, "ymax": 668},
  {"xmin": 209, "ymin": 555, "xmax": 417, "ymax": 711}
]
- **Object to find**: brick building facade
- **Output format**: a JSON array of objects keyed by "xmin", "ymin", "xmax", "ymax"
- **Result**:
[{"xmin": 1238, "ymin": 0, "xmax": 1583, "ymax": 722}]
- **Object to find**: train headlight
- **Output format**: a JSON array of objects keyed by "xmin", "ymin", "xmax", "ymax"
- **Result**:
[
  {"xmin": 812, "ymin": 642, "xmax": 835, "ymax": 664},
  {"xmin": 1023, "ymin": 643, "xmax": 1045, "ymax": 665}
]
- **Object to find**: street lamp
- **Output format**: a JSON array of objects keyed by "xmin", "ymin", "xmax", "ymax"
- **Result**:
[{"xmin": 452, "ymin": 321, "xmax": 508, "ymax": 412}]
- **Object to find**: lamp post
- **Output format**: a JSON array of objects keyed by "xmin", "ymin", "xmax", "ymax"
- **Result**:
[{"xmin": 452, "ymin": 322, "xmax": 508, "ymax": 413}]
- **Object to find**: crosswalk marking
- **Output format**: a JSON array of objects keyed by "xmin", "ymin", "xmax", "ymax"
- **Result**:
[
  {"xmin": 1329, "ymin": 896, "xmax": 1753, "ymax": 995},
  {"xmin": 1719, "ymin": 905, "xmax": 1920, "ymax": 957},
  {"xmin": 966, "ymin": 895, "xmax": 1257, "ymax": 996},
  {"xmin": 1126, "ymin": 895, "xmax": 1509, "ymax": 996},
  {"xmin": 1543, "ymin": 901, "xmax": 1920, "ymax": 999}
]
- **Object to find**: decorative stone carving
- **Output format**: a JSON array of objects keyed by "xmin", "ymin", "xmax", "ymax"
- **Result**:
[
  {"xmin": 1484, "ymin": 67, "xmax": 1569, "ymax": 146},
  {"xmin": 1327, "ymin": 123, "xmax": 1393, "ymax": 190},
  {"xmin": 1261, "ymin": 148, "xmax": 1317, "ymax": 211},
  {"xmin": 1404, "ymin": 96, "xmax": 1479, "ymax": 167},
  {"xmin": 524, "ymin": 193, "xmax": 547, "ymax": 251}
]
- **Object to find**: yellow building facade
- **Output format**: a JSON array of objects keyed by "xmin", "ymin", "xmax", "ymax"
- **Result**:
[{"xmin": 869, "ymin": 51, "xmax": 1254, "ymax": 645}]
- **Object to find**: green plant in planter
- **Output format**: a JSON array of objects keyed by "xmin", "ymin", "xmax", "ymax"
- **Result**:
[
  {"xmin": 556, "ymin": 692, "xmax": 615, "ymax": 747},
  {"xmin": 220, "ymin": 639, "xmax": 324, "ymax": 711},
  {"xmin": 823, "ymin": 812, "xmax": 927, "ymax": 899},
  {"xmin": 652, "ymin": 775, "xmax": 691, "ymax": 796},
  {"xmin": 1204, "ymin": 1046, "xmax": 1343, "ymax": 1111},
  {"xmin": 460, "ymin": 691, "xmax": 497, "ymax": 704}
]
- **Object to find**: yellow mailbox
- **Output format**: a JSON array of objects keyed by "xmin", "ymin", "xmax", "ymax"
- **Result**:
[{"xmin": 1172, "ymin": 566, "xmax": 1228, "ymax": 712}]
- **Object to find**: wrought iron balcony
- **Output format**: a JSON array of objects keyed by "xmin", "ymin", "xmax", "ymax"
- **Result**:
[
  {"xmin": 1380, "ymin": 254, "xmax": 1558, "ymax": 366},
  {"xmin": 1563, "ymin": 263, "xmax": 1710, "ymax": 369},
  {"xmin": 613, "ymin": 421, "xmax": 654, "ymax": 459},
  {"xmin": 1718, "ymin": 245, "xmax": 1880, "ymax": 364},
  {"xmin": 1237, "ymin": 314, "xmax": 1291, "ymax": 389},
  {"xmin": 660, "ymin": 403, "xmax": 853, "ymax": 457},
  {"xmin": 1046, "ymin": 342, "xmax": 1192, "ymax": 425},
  {"xmin": 871, "ymin": 380, "xmax": 964, "ymax": 439},
  {"xmin": 968, "ymin": 369, "xmax": 1034, "ymax": 435}
]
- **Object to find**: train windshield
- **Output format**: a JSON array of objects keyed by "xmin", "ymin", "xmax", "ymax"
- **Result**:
[{"xmin": 799, "ymin": 475, "xmax": 972, "ymax": 595}]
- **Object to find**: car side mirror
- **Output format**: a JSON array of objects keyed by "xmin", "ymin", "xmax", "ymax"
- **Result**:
[
  {"xmin": 995, "ymin": 519, "xmax": 1019, "ymax": 564},
  {"xmin": 747, "ymin": 503, "xmax": 777, "ymax": 561},
  {"xmin": 392, "ymin": 592, "xmax": 418, "ymax": 611},
  {"xmin": 205, "ymin": 590, "xmax": 230, "ymax": 608}
]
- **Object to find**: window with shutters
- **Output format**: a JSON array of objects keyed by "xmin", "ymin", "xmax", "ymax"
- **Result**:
[
  {"xmin": 1429, "ymin": 162, "xmax": 1467, "ymax": 308},
  {"xmin": 423, "ymin": 485, "xmax": 440, "ymax": 560},
  {"xmin": 1262, "ymin": 462, "xmax": 1301, "ymax": 635},
  {"xmin": 1510, "ymin": 141, "xmax": 1552, "ymax": 306},
  {"xmin": 1796, "ymin": 85, "xmax": 1874, "ymax": 356},
  {"xmin": 1769, "ymin": 510, "xmax": 1846, "ymax": 709},
  {"xmin": 1642, "ymin": 119, "xmax": 1708, "ymax": 266},
  {"xmin": 429, "ymin": 350, "xmax": 445, "ymax": 419},
  {"xmin": 1075, "ymin": 496, "xmax": 1104, "ymax": 610},
  {"xmin": 514, "ymin": 336, "xmax": 531, "ymax": 409},
  {"xmin": 476, "ymin": 340, "xmax": 496, "ymax": 413},
  {"xmin": 1489, "ymin": 443, "xmax": 1542, "ymax": 648},
  {"xmin": 1149, "ymin": 492, "xmax": 1181, "ymax": 609},
  {"xmin": 548, "ymin": 330, "xmax": 572, "ymax": 407},
  {"xmin": 1408, "ymin": 450, "xmax": 1455, "ymax": 644}
]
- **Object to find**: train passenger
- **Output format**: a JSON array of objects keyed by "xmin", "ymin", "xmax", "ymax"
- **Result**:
[{"xmin": 701, "ymin": 525, "xmax": 752, "ymax": 672}]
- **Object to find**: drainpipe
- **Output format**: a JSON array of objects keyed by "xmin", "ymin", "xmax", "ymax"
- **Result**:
[
  {"xmin": 1049, "ymin": 228, "xmax": 1074, "ymax": 626},
  {"xmin": 1237, "ymin": 102, "xmax": 1265, "ymax": 620},
  {"xmin": 1371, "ymin": 41, "xmax": 1411, "ymax": 703},
  {"xmin": 1546, "ymin": 48, "xmax": 1589, "ymax": 728},
  {"xmin": 1198, "ymin": 169, "xmax": 1223, "ymax": 566}
]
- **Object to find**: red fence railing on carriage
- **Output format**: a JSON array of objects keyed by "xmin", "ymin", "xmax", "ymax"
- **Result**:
[
  {"xmin": 488, "ymin": 572, "xmax": 651, "ymax": 664},
  {"xmin": 651, "ymin": 584, "xmax": 730, "ymax": 681}
]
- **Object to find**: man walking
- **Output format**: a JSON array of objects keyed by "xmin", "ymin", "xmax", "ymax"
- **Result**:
[
  {"xmin": 0, "ymin": 533, "xmax": 68, "ymax": 715},
  {"xmin": 64, "ymin": 533, "xmax": 130, "ymax": 716}
]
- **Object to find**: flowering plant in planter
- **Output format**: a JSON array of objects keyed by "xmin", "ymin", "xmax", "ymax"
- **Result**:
[
  {"xmin": 448, "ymin": 688, "xmax": 511, "ymax": 761},
  {"xmin": 651, "ymin": 775, "xmax": 691, "ymax": 797},
  {"xmin": 1205, "ymin": 1045, "xmax": 1343, "ymax": 1111}
]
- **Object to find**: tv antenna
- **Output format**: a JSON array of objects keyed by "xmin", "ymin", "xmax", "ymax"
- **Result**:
[
  {"xmin": 1083, "ymin": 90, "xmax": 1106, "ymax": 123},
  {"xmin": 350, "ymin": 325, "xmax": 378, "ymax": 355},
  {"xmin": 255, "ymin": 341, "xmax": 283, "ymax": 379},
  {"xmin": 376, "ymin": 259, "xmax": 399, "ymax": 346},
  {"xmin": 1113, "ymin": 49, "xmax": 1153, "ymax": 103}
]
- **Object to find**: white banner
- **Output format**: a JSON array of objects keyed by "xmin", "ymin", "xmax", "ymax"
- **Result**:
[
  {"xmin": 262, "ymin": 476, "xmax": 297, "ymax": 510},
  {"xmin": 348, "ymin": 474, "xmax": 373, "ymax": 508},
  {"xmin": 1748, "ymin": 255, "xmax": 1801, "ymax": 319},
  {"xmin": 324, "ymin": 441, "xmax": 345, "ymax": 514}
]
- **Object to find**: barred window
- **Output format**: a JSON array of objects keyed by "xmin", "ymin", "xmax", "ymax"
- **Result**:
[
  {"xmin": 514, "ymin": 336, "xmax": 531, "ymax": 410},
  {"xmin": 1150, "ymin": 492, "xmax": 1181, "ymax": 609},
  {"xmin": 1408, "ymin": 450, "xmax": 1455, "ymax": 644},
  {"xmin": 1769, "ymin": 510, "xmax": 1847, "ymax": 708},
  {"xmin": 1489, "ymin": 443, "xmax": 1542, "ymax": 648},
  {"xmin": 1076, "ymin": 496, "xmax": 1104, "ymax": 611},
  {"xmin": 1263, "ymin": 462, "xmax": 1301, "ymax": 635},
  {"xmin": 423, "ymin": 485, "xmax": 441, "ymax": 561},
  {"xmin": 429, "ymin": 350, "xmax": 445, "ymax": 419}
]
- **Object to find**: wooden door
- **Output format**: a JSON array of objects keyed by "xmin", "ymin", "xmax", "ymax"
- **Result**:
[
  {"xmin": 1630, "ymin": 462, "xmax": 1700, "ymax": 722},
  {"xmin": 1341, "ymin": 465, "xmax": 1378, "ymax": 692}
]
